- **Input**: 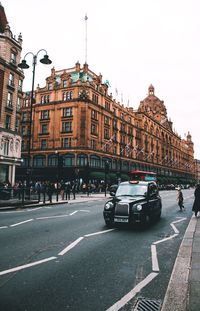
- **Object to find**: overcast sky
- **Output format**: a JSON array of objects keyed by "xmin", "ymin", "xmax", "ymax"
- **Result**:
[{"xmin": 4, "ymin": 0, "xmax": 200, "ymax": 158}]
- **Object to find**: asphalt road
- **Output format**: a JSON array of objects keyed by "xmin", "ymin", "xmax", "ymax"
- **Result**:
[{"xmin": 0, "ymin": 189, "xmax": 194, "ymax": 311}]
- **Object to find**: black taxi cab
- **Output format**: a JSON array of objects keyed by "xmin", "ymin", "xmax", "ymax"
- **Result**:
[{"xmin": 103, "ymin": 180, "xmax": 162, "ymax": 227}]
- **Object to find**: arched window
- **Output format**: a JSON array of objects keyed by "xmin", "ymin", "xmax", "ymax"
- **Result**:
[
  {"xmin": 63, "ymin": 154, "xmax": 75, "ymax": 166},
  {"xmin": 48, "ymin": 154, "xmax": 57, "ymax": 166}
]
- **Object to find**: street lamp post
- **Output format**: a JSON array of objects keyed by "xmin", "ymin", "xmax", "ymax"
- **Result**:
[
  {"xmin": 18, "ymin": 50, "xmax": 52, "ymax": 196},
  {"xmin": 104, "ymin": 160, "xmax": 109, "ymax": 197}
]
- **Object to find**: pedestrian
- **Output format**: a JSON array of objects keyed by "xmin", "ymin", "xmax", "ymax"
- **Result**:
[
  {"xmin": 60, "ymin": 180, "xmax": 65, "ymax": 200},
  {"xmin": 192, "ymin": 184, "xmax": 200, "ymax": 217},
  {"xmin": 72, "ymin": 181, "xmax": 77, "ymax": 199},
  {"xmin": 177, "ymin": 186, "xmax": 184, "ymax": 211},
  {"xmin": 46, "ymin": 182, "xmax": 55, "ymax": 203},
  {"xmin": 35, "ymin": 181, "xmax": 41, "ymax": 202},
  {"xmin": 65, "ymin": 182, "xmax": 71, "ymax": 200}
]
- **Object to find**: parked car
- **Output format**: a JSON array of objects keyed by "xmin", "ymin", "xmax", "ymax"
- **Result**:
[{"xmin": 103, "ymin": 180, "xmax": 162, "ymax": 227}]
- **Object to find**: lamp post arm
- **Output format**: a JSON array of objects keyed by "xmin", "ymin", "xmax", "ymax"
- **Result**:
[{"xmin": 36, "ymin": 49, "xmax": 48, "ymax": 57}]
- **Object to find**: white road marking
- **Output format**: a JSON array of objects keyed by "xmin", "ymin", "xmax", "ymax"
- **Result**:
[
  {"xmin": 105, "ymin": 272, "xmax": 158, "ymax": 311},
  {"xmin": 153, "ymin": 233, "xmax": 178, "ymax": 245},
  {"xmin": 171, "ymin": 223, "xmax": 179, "ymax": 234},
  {"xmin": 10, "ymin": 219, "xmax": 33, "ymax": 227},
  {"xmin": 84, "ymin": 229, "xmax": 115, "ymax": 237},
  {"xmin": 0, "ymin": 226, "xmax": 8, "ymax": 229},
  {"xmin": 69, "ymin": 211, "xmax": 78, "ymax": 215},
  {"xmin": 151, "ymin": 244, "xmax": 159, "ymax": 272},
  {"xmin": 0, "ymin": 256, "xmax": 57, "ymax": 276},
  {"xmin": 58, "ymin": 237, "xmax": 84, "ymax": 256},
  {"xmin": 36, "ymin": 215, "xmax": 69, "ymax": 220},
  {"xmin": 173, "ymin": 217, "xmax": 187, "ymax": 224}
]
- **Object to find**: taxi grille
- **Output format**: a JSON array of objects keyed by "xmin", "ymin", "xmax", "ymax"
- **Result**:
[{"xmin": 115, "ymin": 203, "xmax": 129, "ymax": 216}]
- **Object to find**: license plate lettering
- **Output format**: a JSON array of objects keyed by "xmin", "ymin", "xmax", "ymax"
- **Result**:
[{"xmin": 114, "ymin": 218, "xmax": 129, "ymax": 223}]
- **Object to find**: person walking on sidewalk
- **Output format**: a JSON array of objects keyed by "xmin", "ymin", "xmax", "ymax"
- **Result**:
[
  {"xmin": 177, "ymin": 186, "xmax": 184, "ymax": 211},
  {"xmin": 192, "ymin": 184, "xmax": 200, "ymax": 217}
]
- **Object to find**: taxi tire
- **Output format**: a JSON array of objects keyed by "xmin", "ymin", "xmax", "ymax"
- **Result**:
[{"xmin": 105, "ymin": 220, "xmax": 114, "ymax": 228}]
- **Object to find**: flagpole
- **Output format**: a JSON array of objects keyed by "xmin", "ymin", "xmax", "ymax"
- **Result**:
[{"xmin": 85, "ymin": 14, "xmax": 88, "ymax": 63}]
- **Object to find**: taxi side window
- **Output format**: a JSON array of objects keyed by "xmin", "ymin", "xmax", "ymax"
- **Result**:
[{"xmin": 149, "ymin": 184, "xmax": 157, "ymax": 197}]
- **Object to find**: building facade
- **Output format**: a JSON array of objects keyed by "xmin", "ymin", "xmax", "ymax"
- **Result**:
[
  {"xmin": 17, "ymin": 62, "xmax": 195, "ymax": 186},
  {"xmin": 0, "ymin": 3, "xmax": 24, "ymax": 185}
]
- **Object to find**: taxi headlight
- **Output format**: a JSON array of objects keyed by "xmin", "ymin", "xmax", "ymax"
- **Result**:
[
  {"xmin": 105, "ymin": 201, "xmax": 114, "ymax": 210},
  {"xmin": 136, "ymin": 204, "xmax": 142, "ymax": 211}
]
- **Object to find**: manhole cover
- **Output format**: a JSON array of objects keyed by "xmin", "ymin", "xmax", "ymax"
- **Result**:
[{"xmin": 133, "ymin": 297, "xmax": 162, "ymax": 311}]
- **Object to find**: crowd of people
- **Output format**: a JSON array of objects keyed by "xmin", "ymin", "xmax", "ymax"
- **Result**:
[{"xmin": 8, "ymin": 180, "xmax": 108, "ymax": 203}]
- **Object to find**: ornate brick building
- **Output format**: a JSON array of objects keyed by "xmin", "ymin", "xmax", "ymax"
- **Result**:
[
  {"xmin": 17, "ymin": 62, "xmax": 195, "ymax": 185},
  {"xmin": 0, "ymin": 3, "xmax": 24, "ymax": 185}
]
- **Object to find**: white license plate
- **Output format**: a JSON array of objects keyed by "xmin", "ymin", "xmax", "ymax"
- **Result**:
[{"xmin": 114, "ymin": 218, "xmax": 129, "ymax": 223}]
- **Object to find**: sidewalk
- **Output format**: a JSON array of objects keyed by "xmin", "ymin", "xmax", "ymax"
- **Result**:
[
  {"xmin": 161, "ymin": 215, "xmax": 200, "ymax": 311},
  {"xmin": 0, "ymin": 192, "xmax": 108, "ymax": 211}
]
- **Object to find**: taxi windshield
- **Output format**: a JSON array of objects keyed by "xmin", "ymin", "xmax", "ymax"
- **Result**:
[{"xmin": 115, "ymin": 183, "xmax": 147, "ymax": 197}]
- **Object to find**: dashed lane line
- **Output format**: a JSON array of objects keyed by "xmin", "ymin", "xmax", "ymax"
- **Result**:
[
  {"xmin": 10, "ymin": 219, "xmax": 33, "ymax": 227},
  {"xmin": 0, "ymin": 256, "xmax": 57, "ymax": 276}
]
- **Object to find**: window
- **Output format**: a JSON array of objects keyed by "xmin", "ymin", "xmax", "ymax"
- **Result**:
[
  {"xmin": 92, "ymin": 93, "xmax": 99, "ymax": 104},
  {"xmin": 41, "ymin": 124, "xmax": 48, "ymax": 134},
  {"xmin": 63, "ymin": 107, "xmax": 72, "ymax": 117},
  {"xmin": 77, "ymin": 155, "xmax": 87, "ymax": 166},
  {"xmin": 41, "ymin": 95, "xmax": 50, "ymax": 104},
  {"xmin": 8, "ymin": 73, "xmax": 14, "ymax": 87},
  {"xmin": 3, "ymin": 140, "xmax": 9, "ymax": 155},
  {"xmin": 121, "ymin": 123, "xmax": 126, "ymax": 132},
  {"xmin": 67, "ymin": 91, "xmax": 73, "ymax": 100},
  {"xmin": 104, "ymin": 128, "xmax": 109, "ymax": 139},
  {"xmin": 48, "ymin": 155, "xmax": 57, "ymax": 166},
  {"xmin": 10, "ymin": 52, "xmax": 16, "ymax": 65},
  {"xmin": 5, "ymin": 115, "xmax": 11, "ymax": 129},
  {"xmin": 62, "ymin": 137, "xmax": 71, "ymax": 148},
  {"xmin": 91, "ymin": 110, "xmax": 98, "ymax": 120},
  {"xmin": 63, "ymin": 80, "xmax": 67, "ymax": 88},
  {"xmin": 48, "ymin": 83, "xmax": 53, "ymax": 90},
  {"xmin": 17, "ymin": 97, "xmax": 21, "ymax": 112},
  {"xmin": 62, "ymin": 121, "xmax": 72, "ymax": 133},
  {"xmin": 22, "ymin": 126, "xmax": 26, "ymax": 136},
  {"xmin": 105, "ymin": 101, "xmax": 110, "ymax": 110},
  {"xmin": 34, "ymin": 156, "xmax": 46, "ymax": 167},
  {"xmin": 91, "ymin": 139, "xmax": 96, "ymax": 150},
  {"xmin": 90, "ymin": 156, "xmax": 100, "ymax": 167},
  {"xmin": 63, "ymin": 91, "xmax": 73, "ymax": 101},
  {"xmin": 22, "ymin": 112, "xmax": 27, "ymax": 122},
  {"xmin": 18, "ymin": 79, "xmax": 23, "ymax": 91},
  {"xmin": 104, "ymin": 116, "xmax": 110, "ymax": 125},
  {"xmin": 41, "ymin": 139, "xmax": 47, "ymax": 149},
  {"xmin": 41, "ymin": 110, "xmax": 49, "ymax": 120},
  {"xmin": 91, "ymin": 123, "xmax": 97, "ymax": 135},
  {"xmin": 113, "ymin": 119, "xmax": 117, "ymax": 129},
  {"xmin": 63, "ymin": 155, "xmax": 75, "ymax": 166},
  {"xmin": 7, "ymin": 92, "xmax": 13, "ymax": 107},
  {"xmin": 15, "ymin": 117, "xmax": 20, "ymax": 132}
]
